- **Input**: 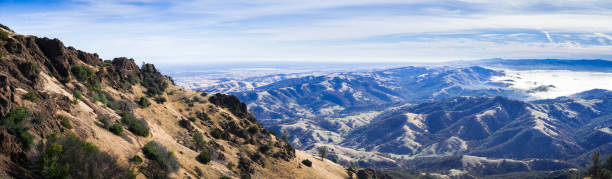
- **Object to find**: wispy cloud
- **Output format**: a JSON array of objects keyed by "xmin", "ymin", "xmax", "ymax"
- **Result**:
[{"xmin": 1, "ymin": 0, "xmax": 612, "ymax": 64}]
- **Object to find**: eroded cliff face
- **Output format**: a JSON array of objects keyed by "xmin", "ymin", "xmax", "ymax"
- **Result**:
[{"xmin": 0, "ymin": 26, "xmax": 348, "ymax": 178}]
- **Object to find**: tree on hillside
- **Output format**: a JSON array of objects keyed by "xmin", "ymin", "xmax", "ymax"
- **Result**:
[
  {"xmin": 587, "ymin": 151, "xmax": 612, "ymax": 179},
  {"xmin": 318, "ymin": 146, "xmax": 328, "ymax": 161}
]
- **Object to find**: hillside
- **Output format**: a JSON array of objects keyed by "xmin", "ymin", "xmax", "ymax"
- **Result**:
[
  {"xmin": 342, "ymin": 92, "xmax": 612, "ymax": 175},
  {"xmin": 0, "ymin": 26, "xmax": 351, "ymax": 178}
]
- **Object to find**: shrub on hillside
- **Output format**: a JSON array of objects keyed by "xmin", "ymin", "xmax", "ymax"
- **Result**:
[
  {"xmin": 142, "ymin": 141, "xmax": 179, "ymax": 172},
  {"xmin": 110, "ymin": 123, "xmax": 123, "ymax": 135},
  {"xmin": 193, "ymin": 131, "xmax": 206, "ymax": 151},
  {"xmin": 0, "ymin": 30, "xmax": 8, "ymax": 41},
  {"xmin": 211, "ymin": 128, "xmax": 223, "ymax": 139},
  {"xmin": 58, "ymin": 115, "xmax": 72, "ymax": 129},
  {"xmin": 138, "ymin": 97, "xmax": 151, "ymax": 107},
  {"xmin": 141, "ymin": 63, "xmax": 168, "ymax": 96},
  {"xmin": 301, "ymin": 159, "xmax": 312, "ymax": 167},
  {"xmin": 248, "ymin": 125, "xmax": 258, "ymax": 134},
  {"xmin": 197, "ymin": 150, "xmax": 211, "ymax": 164},
  {"xmin": 121, "ymin": 113, "xmax": 149, "ymax": 137},
  {"xmin": 23, "ymin": 92, "xmax": 39, "ymax": 102},
  {"xmin": 73, "ymin": 90, "xmax": 82, "ymax": 100},
  {"xmin": 154, "ymin": 96, "xmax": 166, "ymax": 104},
  {"xmin": 131, "ymin": 155, "xmax": 143, "ymax": 164},
  {"xmin": 2, "ymin": 107, "xmax": 34, "ymax": 149},
  {"xmin": 38, "ymin": 134, "xmax": 132, "ymax": 178},
  {"xmin": 71, "ymin": 65, "xmax": 94, "ymax": 82}
]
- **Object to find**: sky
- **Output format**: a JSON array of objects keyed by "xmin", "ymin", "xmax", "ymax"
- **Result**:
[{"xmin": 2, "ymin": 0, "xmax": 612, "ymax": 64}]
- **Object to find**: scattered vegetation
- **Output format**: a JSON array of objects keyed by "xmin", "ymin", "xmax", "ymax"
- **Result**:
[
  {"xmin": 318, "ymin": 146, "xmax": 328, "ymax": 160},
  {"xmin": 587, "ymin": 151, "xmax": 612, "ymax": 178},
  {"xmin": 248, "ymin": 125, "xmax": 258, "ymax": 134},
  {"xmin": 58, "ymin": 115, "xmax": 73, "ymax": 129},
  {"xmin": 138, "ymin": 96, "xmax": 151, "ymax": 107},
  {"xmin": 131, "ymin": 155, "xmax": 143, "ymax": 164},
  {"xmin": 23, "ymin": 92, "xmax": 39, "ymax": 102},
  {"xmin": 141, "ymin": 63, "xmax": 168, "ymax": 96},
  {"xmin": 1, "ymin": 107, "xmax": 34, "ymax": 149},
  {"xmin": 220, "ymin": 176, "xmax": 231, "ymax": 179},
  {"xmin": 121, "ymin": 112, "xmax": 149, "ymax": 137},
  {"xmin": 193, "ymin": 131, "xmax": 206, "ymax": 151},
  {"xmin": 0, "ymin": 30, "xmax": 8, "ymax": 41},
  {"xmin": 71, "ymin": 65, "xmax": 94, "ymax": 82},
  {"xmin": 142, "ymin": 141, "xmax": 179, "ymax": 172},
  {"xmin": 211, "ymin": 128, "xmax": 223, "ymax": 139},
  {"xmin": 38, "ymin": 134, "xmax": 133, "ymax": 178},
  {"xmin": 197, "ymin": 150, "xmax": 211, "ymax": 164},
  {"xmin": 154, "ymin": 96, "xmax": 166, "ymax": 104},
  {"xmin": 208, "ymin": 93, "xmax": 251, "ymax": 119},
  {"xmin": 110, "ymin": 123, "xmax": 123, "ymax": 135},
  {"xmin": 301, "ymin": 159, "xmax": 312, "ymax": 167},
  {"xmin": 73, "ymin": 90, "xmax": 82, "ymax": 100}
]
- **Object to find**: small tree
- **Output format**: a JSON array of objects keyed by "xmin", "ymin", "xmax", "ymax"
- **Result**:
[
  {"xmin": 588, "ymin": 152, "xmax": 603, "ymax": 178},
  {"xmin": 281, "ymin": 130, "xmax": 290, "ymax": 142},
  {"xmin": 138, "ymin": 97, "xmax": 151, "ymax": 107},
  {"xmin": 197, "ymin": 150, "xmax": 211, "ymax": 164},
  {"xmin": 318, "ymin": 146, "xmax": 328, "ymax": 161},
  {"xmin": 193, "ymin": 131, "xmax": 206, "ymax": 151}
]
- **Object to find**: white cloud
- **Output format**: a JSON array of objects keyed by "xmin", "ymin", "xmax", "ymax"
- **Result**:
[
  {"xmin": 2, "ymin": 0, "xmax": 612, "ymax": 63},
  {"xmin": 543, "ymin": 31, "xmax": 554, "ymax": 43}
]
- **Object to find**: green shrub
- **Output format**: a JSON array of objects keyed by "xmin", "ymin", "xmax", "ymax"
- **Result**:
[
  {"xmin": 259, "ymin": 145, "xmax": 271, "ymax": 153},
  {"xmin": 220, "ymin": 176, "xmax": 231, "ymax": 179},
  {"xmin": 0, "ymin": 30, "xmax": 8, "ymax": 41},
  {"xmin": 188, "ymin": 117, "xmax": 196, "ymax": 122},
  {"xmin": 73, "ymin": 90, "xmax": 82, "ymax": 100},
  {"xmin": 2, "ymin": 107, "xmax": 34, "ymax": 149},
  {"xmin": 154, "ymin": 96, "xmax": 166, "ymax": 104},
  {"xmin": 200, "ymin": 91, "xmax": 208, "ymax": 97},
  {"xmin": 59, "ymin": 115, "xmax": 72, "ymax": 129},
  {"xmin": 23, "ymin": 92, "xmax": 39, "ymax": 102},
  {"xmin": 121, "ymin": 113, "xmax": 149, "ymax": 137},
  {"xmin": 71, "ymin": 65, "xmax": 94, "ymax": 82},
  {"xmin": 248, "ymin": 125, "xmax": 258, "ymax": 134},
  {"xmin": 301, "ymin": 159, "xmax": 312, "ymax": 167},
  {"xmin": 131, "ymin": 155, "xmax": 143, "ymax": 164},
  {"xmin": 211, "ymin": 128, "xmax": 223, "ymax": 139},
  {"xmin": 138, "ymin": 97, "xmax": 151, "ymax": 107},
  {"xmin": 110, "ymin": 123, "xmax": 123, "ymax": 135},
  {"xmin": 98, "ymin": 115, "xmax": 112, "ymax": 129},
  {"xmin": 126, "ymin": 74, "xmax": 139, "ymax": 85},
  {"xmin": 226, "ymin": 162, "xmax": 234, "ymax": 170},
  {"xmin": 38, "ymin": 134, "xmax": 132, "ymax": 178},
  {"xmin": 59, "ymin": 76, "xmax": 71, "ymax": 84},
  {"xmin": 142, "ymin": 141, "xmax": 179, "ymax": 172},
  {"xmin": 193, "ymin": 131, "xmax": 206, "ymax": 151},
  {"xmin": 88, "ymin": 80, "xmax": 101, "ymax": 92},
  {"xmin": 197, "ymin": 150, "xmax": 211, "ymax": 164}
]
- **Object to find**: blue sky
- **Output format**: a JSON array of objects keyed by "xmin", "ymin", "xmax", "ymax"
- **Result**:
[{"xmin": 2, "ymin": 0, "xmax": 612, "ymax": 64}]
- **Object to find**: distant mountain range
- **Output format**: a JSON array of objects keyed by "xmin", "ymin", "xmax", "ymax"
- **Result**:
[{"xmin": 173, "ymin": 59, "xmax": 612, "ymax": 176}]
